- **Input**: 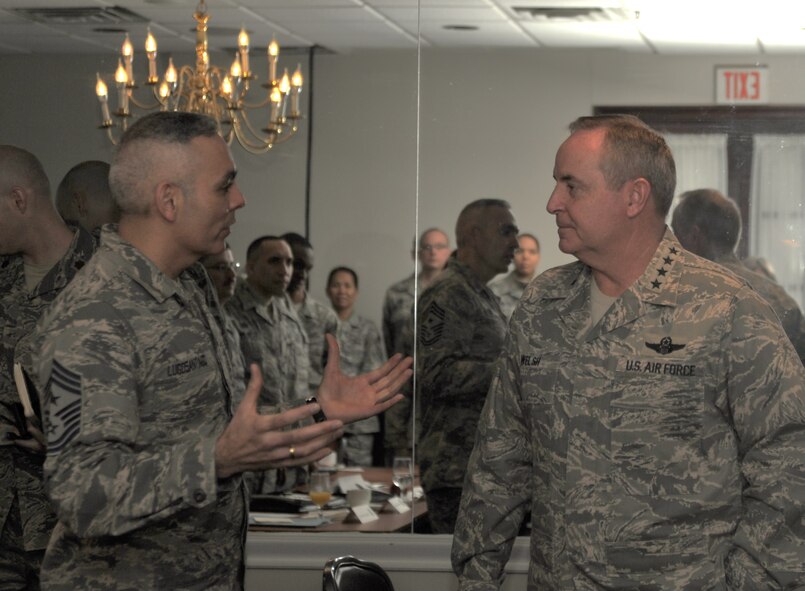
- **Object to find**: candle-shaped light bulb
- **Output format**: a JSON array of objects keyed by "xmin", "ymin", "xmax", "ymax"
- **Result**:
[
  {"xmin": 115, "ymin": 59, "xmax": 128, "ymax": 85},
  {"xmin": 238, "ymin": 27, "xmax": 250, "ymax": 75},
  {"xmin": 279, "ymin": 69, "xmax": 291, "ymax": 94},
  {"xmin": 269, "ymin": 85, "xmax": 282, "ymax": 125},
  {"xmin": 96, "ymin": 73, "xmax": 108, "ymax": 99},
  {"xmin": 165, "ymin": 57, "xmax": 177, "ymax": 85},
  {"xmin": 230, "ymin": 54, "xmax": 242, "ymax": 79},
  {"xmin": 291, "ymin": 65, "xmax": 303, "ymax": 88},
  {"xmin": 222, "ymin": 75, "xmax": 233, "ymax": 98},
  {"xmin": 267, "ymin": 37, "xmax": 278, "ymax": 83},
  {"xmin": 95, "ymin": 73, "xmax": 111, "ymax": 124},
  {"xmin": 145, "ymin": 28, "xmax": 158, "ymax": 83},
  {"xmin": 158, "ymin": 81, "xmax": 170, "ymax": 99},
  {"xmin": 121, "ymin": 33, "xmax": 134, "ymax": 84}
]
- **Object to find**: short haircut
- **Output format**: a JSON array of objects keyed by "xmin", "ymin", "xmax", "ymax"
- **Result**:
[
  {"xmin": 281, "ymin": 232, "xmax": 312, "ymax": 250},
  {"xmin": 55, "ymin": 160, "xmax": 113, "ymax": 222},
  {"xmin": 109, "ymin": 112, "xmax": 219, "ymax": 215},
  {"xmin": 0, "ymin": 145, "xmax": 50, "ymax": 199},
  {"xmin": 570, "ymin": 115, "xmax": 676, "ymax": 217},
  {"xmin": 246, "ymin": 235, "xmax": 284, "ymax": 262},
  {"xmin": 455, "ymin": 198, "xmax": 511, "ymax": 248},
  {"xmin": 672, "ymin": 189, "xmax": 741, "ymax": 255},
  {"xmin": 417, "ymin": 227, "xmax": 449, "ymax": 250},
  {"xmin": 517, "ymin": 233, "xmax": 540, "ymax": 252},
  {"xmin": 327, "ymin": 266, "xmax": 359, "ymax": 289}
]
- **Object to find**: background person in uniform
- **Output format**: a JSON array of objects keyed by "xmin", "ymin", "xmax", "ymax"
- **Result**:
[
  {"xmin": 201, "ymin": 243, "xmax": 246, "ymax": 399},
  {"xmin": 0, "ymin": 145, "xmax": 96, "ymax": 591},
  {"xmin": 55, "ymin": 160, "xmax": 120, "ymax": 231},
  {"xmin": 671, "ymin": 188, "xmax": 805, "ymax": 364},
  {"xmin": 34, "ymin": 111, "xmax": 411, "ymax": 590},
  {"xmin": 489, "ymin": 232, "xmax": 541, "ymax": 320},
  {"xmin": 226, "ymin": 235, "xmax": 311, "ymax": 493},
  {"xmin": 417, "ymin": 199, "xmax": 519, "ymax": 533},
  {"xmin": 281, "ymin": 231, "xmax": 339, "ymax": 395},
  {"xmin": 452, "ymin": 115, "xmax": 805, "ymax": 590},
  {"xmin": 382, "ymin": 227, "xmax": 450, "ymax": 463},
  {"xmin": 326, "ymin": 266, "xmax": 386, "ymax": 466}
]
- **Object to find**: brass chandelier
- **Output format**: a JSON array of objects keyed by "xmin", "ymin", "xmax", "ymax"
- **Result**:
[{"xmin": 93, "ymin": 0, "xmax": 303, "ymax": 154}]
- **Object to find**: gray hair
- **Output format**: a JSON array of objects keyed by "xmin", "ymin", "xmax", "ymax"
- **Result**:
[
  {"xmin": 570, "ymin": 114, "xmax": 676, "ymax": 217},
  {"xmin": 672, "ymin": 188, "xmax": 741, "ymax": 256},
  {"xmin": 0, "ymin": 145, "xmax": 50, "ymax": 200},
  {"xmin": 109, "ymin": 112, "xmax": 219, "ymax": 215}
]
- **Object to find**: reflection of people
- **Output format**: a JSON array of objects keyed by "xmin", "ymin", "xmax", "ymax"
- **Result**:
[
  {"xmin": 281, "ymin": 232, "xmax": 339, "ymax": 394},
  {"xmin": 201, "ymin": 244, "xmax": 246, "ymax": 398},
  {"xmin": 0, "ymin": 145, "xmax": 96, "ymax": 589},
  {"xmin": 489, "ymin": 233, "xmax": 541, "ymax": 319},
  {"xmin": 326, "ymin": 266, "xmax": 386, "ymax": 466},
  {"xmin": 671, "ymin": 188, "xmax": 805, "ymax": 364},
  {"xmin": 55, "ymin": 160, "xmax": 120, "ymax": 231},
  {"xmin": 417, "ymin": 199, "xmax": 518, "ymax": 533},
  {"xmin": 453, "ymin": 115, "xmax": 805, "ymax": 589},
  {"xmin": 383, "ymin": 227, "xmax": 450, "ymax": 461},
  {"xmin": 35, "ymin": 112, "xmax": 411, "ymax": 589}
]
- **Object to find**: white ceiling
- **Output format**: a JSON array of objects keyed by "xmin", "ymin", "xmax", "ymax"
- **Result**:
[{"xmin": 1, "ymin": 0, "xmax": 805, "ymax": 56}]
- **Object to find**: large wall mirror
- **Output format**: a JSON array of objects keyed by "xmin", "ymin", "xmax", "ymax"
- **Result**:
[{"xmin": 0, "ymin": 0, "xmax": 803, "ymax": 558}]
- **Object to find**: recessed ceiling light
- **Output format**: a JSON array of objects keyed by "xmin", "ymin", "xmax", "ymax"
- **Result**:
[{"xmin": 443, "ymin": 25, "xmax": 479, "ymax": 31}]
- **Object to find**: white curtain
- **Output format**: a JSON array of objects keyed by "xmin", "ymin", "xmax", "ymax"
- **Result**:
[
  {"xmin": 750, "ymin": 135, "xmax": 805, "ymax": 310},
  {"xmin": 664, "ymin": 133, "xmax": 729, "ymax": 221}
]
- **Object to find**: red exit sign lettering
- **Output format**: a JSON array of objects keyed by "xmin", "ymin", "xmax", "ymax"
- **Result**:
[{"xmin": 716, "ymin": 66, "xmax": 769, "ymax": 104}]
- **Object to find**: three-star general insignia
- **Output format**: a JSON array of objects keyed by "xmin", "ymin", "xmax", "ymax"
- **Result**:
[
  {"xmin": 419, "ymin": 301, "xmax": 446, "ymax": 346},
  {"xmin": 46, "ymin": 359, "xmax": 83, "ymax": 455},
  {"xmin": 645, "ymin": 336, "xmax": 685, "ymax": 355}
]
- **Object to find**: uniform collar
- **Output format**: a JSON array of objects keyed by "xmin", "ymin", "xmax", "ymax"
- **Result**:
[{"xmin": 446, "ymin": 257, "xmax": 491, "ymax": 294}]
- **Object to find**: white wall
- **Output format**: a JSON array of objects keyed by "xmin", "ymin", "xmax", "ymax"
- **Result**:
[{"xmin": 4, "ymin": 49, "xmax": 805, "ymax": 327}]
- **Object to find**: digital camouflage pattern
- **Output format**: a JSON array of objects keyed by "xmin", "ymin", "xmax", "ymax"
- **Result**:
[
  {"xmin": 295, "ymin": 296, "xmax": 339, "ymax": 395},
  {"xmin": 453, "ymin": 230, "xmax": 805, "ymax": 590},
  {"xmin": 0, "ymin": 225, "xmax": 95, "ymax": 587},
  {"xmin": 226, "ymin": 280, "xmax": 310, "ymax": 406},
  {"xmin": 382, "ymin": 273, "xmax": 418, "ymax": 458},
  {"xmin": 336, "ymin": 313, "xmax": 385, "ymax": 465},
  {"xmin": 226, "ymin": 281, "xmax": 309, "ymax": 493},
  {"xmin": 34, "ymin": 228, "xmax": 247, "ymax": 590},
  {"xmin": 716, "ymin": 253, "xmax": 805, "ymax": 365},
  {"xmin": 417, "ymin": 258, "xmax": 508, "ymax": 498},
  {"xmin": 488, "ymin": 270, "xmax": 530, "ymax": 321},
  {"xmin": 220, "ymin": 310, "xmax": 247, "ymax": 404}
]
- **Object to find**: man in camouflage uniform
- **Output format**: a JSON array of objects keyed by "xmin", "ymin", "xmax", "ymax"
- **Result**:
[
  {"xmin": 671, "ymin": 188, "xmax": 805, "ymax": 365},
  {"xmin": 0, "ymin": 145, "xmax": 96, "ymax": 590},
  {"xmin": 489, "ymin": 233, "xmax": 541, "ymax": 320},
  {"xmin": 226, "ymin": 236, "xmax": 311, "ymax": 492},
  {"xmin": 34, "ymin": 112, "xmax": 411, "ymax": 590},
  {"xmin": 453, "ymin": 115, "xmax": 805, "ymax": 590},
  {"xmin": 417, "ymin": 200, "xmax": 519, "ymax": 533},
  {"xmin": 382, "ymin": 227, "xmax": 451, "ymax": 461},
  {"xmin": 281, "ymin": 232, "xmax": 339, "ymax": 395}
]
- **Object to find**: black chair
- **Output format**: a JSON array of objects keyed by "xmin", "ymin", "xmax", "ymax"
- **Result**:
[{"xmin": 322, "ymin": 555, "xmax": 395, "ymax": 591}]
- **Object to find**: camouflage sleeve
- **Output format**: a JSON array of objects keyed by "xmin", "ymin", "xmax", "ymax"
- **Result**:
[
  {"xmin": 451, "ymin": 335, "xmax": 532, "ymax": 590},
  {"xmin": 38, "ymin": 305, "xmax": 219, "ymax": 538},
  {"xmin": 726, "ymin": 288, "xmax": 805, "ymax": 587},
  {"xmin": 417, "ymin": 290, "xmax": 498, "ymax": 404},
  {"xmin": 361, "ymin": 320, "xmax": 386, "ymax": 374}
]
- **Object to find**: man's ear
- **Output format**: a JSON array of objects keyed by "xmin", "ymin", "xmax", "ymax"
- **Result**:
[
  {"xmin": 154, "ymin": 182, "xmax": 180, "ymax": 222},
  {"xmin": 625, "ymin": 178, "xmax": 651, "ymax": 218},
  {"xmin": 7, "ymin": 186, "xmax": 29, "ymax": 215}
]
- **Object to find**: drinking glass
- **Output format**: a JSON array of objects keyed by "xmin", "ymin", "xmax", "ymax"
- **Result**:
[
  {"xmin": 308, "ymin": 471, "xmax": 332, "ymax": 519},
  {"xmin": 392, "ymin": 456, "xmax": 413, "ymax": 500}
]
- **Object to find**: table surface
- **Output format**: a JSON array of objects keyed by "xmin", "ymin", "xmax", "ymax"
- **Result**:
[{"xmin": 248, "ymin": 466, "xmax": 427, "ymax": 533}]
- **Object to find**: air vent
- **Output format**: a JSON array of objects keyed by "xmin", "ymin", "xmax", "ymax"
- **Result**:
[
  {"xmin": 12, "ymin": 6, "xmax": 148, "ymax": 26},
  {"xmin": 512, "ymin": 6, "xmax": 637, "ymax": 22}
]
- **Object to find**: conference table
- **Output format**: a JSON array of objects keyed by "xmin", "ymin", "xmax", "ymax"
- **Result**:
[{"xmin": 248, "ymin": 466, "xmax": 428, "ymax": 533}]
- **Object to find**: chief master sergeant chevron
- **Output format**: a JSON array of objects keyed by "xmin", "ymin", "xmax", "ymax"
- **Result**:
[
  {"xmin": 452, "ymin": 114, "xmax": 805, "ymax": 590},
  {"xmin": 34, "ymin": 111, "xmax": 412, "ymax": 590}
]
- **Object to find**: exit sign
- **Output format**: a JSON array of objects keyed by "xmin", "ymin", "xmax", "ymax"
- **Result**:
[{"xmin": 716, "ymin": 66, "xmax": 769, "ymax": 104}]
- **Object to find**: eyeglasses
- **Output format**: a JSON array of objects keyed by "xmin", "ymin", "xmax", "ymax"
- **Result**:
[
  {"xmin": 419, "ymin": 244, "xmax": 449, "ymax": 252},
  {"xmin": 204, "ymin": 262, "xmax": 239, "ymax": 273}
]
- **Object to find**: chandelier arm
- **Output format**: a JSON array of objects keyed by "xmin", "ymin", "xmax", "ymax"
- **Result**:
[
  {"xmin": 235, "ymin": 107, "xmax": 281, "ymax": 145},
  {"xmin": 128, "ymin": 91, "xmax": 162, "ymax": 110},
  {"xmin": 230, "ymin": 116, "xmax": 277, "ymax": 154},
  {"xmin": 103, "ymin": 126, "xmax": 120, "ymax": 146}
]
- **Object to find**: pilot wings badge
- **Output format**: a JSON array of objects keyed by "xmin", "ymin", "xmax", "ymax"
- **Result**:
[{"xmin": 645, "ymin": 336, "xmax": 685, "ymax": 355}]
